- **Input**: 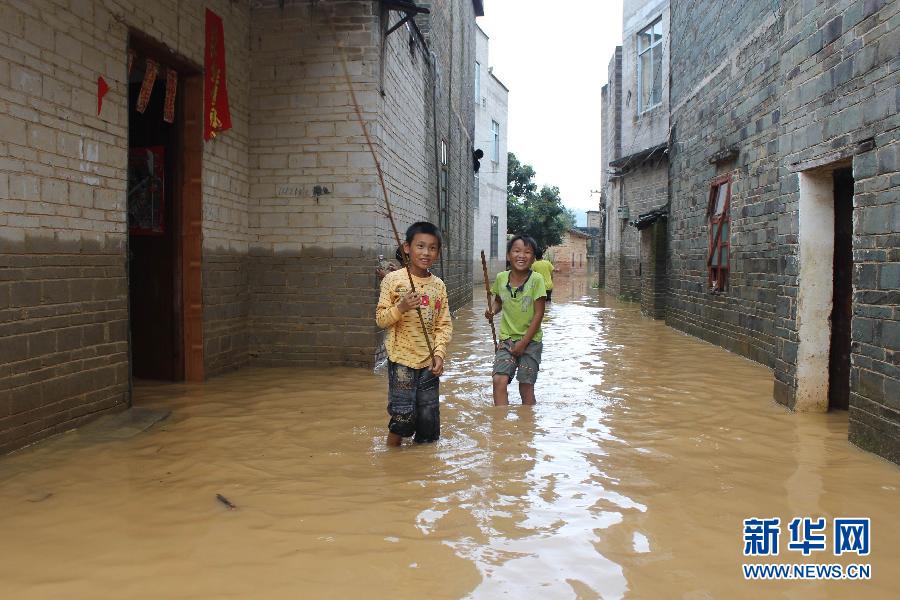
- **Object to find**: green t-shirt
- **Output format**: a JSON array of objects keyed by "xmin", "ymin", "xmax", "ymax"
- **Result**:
[
  {"xmin": 490, "ymin": 270, "xmax": 547, "ymax": 342},
  {"xmin": 531, "ymin": 259, "xmax": 554, "ymax": 290}
]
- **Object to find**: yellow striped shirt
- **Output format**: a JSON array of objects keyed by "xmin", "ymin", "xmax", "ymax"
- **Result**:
[{"xmin": 376, "ymin": 268, "xmax": 452, "ymax": 368}]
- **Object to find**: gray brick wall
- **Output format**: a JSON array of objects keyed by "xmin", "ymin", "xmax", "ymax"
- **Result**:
[
  {"xmin": 602, "ymin": 48, "xmax": 623, "ymax": 294},
  {"xmin": 669, "ymin": 0, "xmax": 898, "ymax": 463},
  {"xmin": 668, "ymin": 1, "xmax": 783, "ymax": 367},
  {"xmin": 640, "ymin": 220, "xmax": 667, "ymax": 319},
  {"xmin": 617, "ymin": 158, "xmax": 668, "ymax": 302},
  {"xmin": 0, "ymin": 236, "xmax": 129, "ymax": 455},
  {"xmin": 776, "ymin": 0, "xmax": 899, "ymax": 462}
]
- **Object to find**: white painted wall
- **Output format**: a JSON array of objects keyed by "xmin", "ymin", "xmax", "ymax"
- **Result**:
[
  {"xmin": 795, "ymin": 171, "xmax": 835, "ymax": 412},
  {"xmin": 473, "ymin": 25, "xmax": 508, "ymax": 275},
  {"xmin": 620, "ymin": 0, "xmax": 669, "ymax": 157}
]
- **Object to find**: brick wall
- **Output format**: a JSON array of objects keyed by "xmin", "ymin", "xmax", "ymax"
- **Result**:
[
  {"xmin": 1, "ymin": 0, "xmax": 481, "ymax": 453},
  {"xmin": 668, "ymin": 1, "xmax": 781, "ymax": 366},
  {"xmin": 244, "ymin": 0, "xmax": 475, "ymax": 366},
  {"xmin": 640, "ymin": 220, "xmax": 667, "ymax": 319},
  {"xmin": 421, "ymin": 0, "xmax": 477, "ymax": 312},
  {"xmin": 547, "ymin": 231, "xmax": 590, "ymax": 276},
  {"xmin": 669, "ymin": 0, "xmax": 898, "ymax": 463},
  {"xmin": 618, "ymin": 158, "xmax": 668, "ymax": 301},
  {"xmin": 0, "ymin": 0, "xmax": 250, "ymax": 453},
  {"xmin": 602, "ymin": 47, "xmax": 622, "ymax": 294},
  {"xmin": 246, "ymin": 1, "xmax": 387, "ymax": 367},
  {"xmin": 775, "ymin": 0, "xmax": 898, "ymax": 462}
]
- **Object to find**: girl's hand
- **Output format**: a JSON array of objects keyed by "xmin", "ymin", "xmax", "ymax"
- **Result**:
[
  {"xmin": 484, "ymin": 308, "xmax": 495, "ymax": 321},
  {"xmin": 398, "ymin": 291, "xmax": 421, "ymax": 313},
  {"xmin": 430, "ymin": 356, "xmax": 444, "ymax": 376},
  {"xmin": 511, "ymin": 340, "xmax": 527, "ymax": 357}
]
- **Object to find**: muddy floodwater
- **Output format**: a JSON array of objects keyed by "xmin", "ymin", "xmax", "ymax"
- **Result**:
[{"xmin": 1, "ymin": 277, "xmax": 898, "ymax": 599}]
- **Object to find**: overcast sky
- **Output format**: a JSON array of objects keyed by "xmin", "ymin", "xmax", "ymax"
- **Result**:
[{"xmin": 477, "ymin": 0, "xmax": 623, "ymax": 223}]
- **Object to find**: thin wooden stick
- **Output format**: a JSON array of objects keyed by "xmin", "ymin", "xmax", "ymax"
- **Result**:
[
  {"xmin": 481, "ymin": 250, "xmax": 498, "ymax": 351},
  {"xmin": 329, "ymin": 18, "xmax": 435, "ymax": 364}
]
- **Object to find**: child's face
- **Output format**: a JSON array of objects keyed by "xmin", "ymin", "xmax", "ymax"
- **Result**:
[
  {"xmin": 507, "ymin": 239, "xmax": 535, "ymax": 272},
  {"xmin": 403, "ymin": 233, "xmax": 441, "ymax": 273}
]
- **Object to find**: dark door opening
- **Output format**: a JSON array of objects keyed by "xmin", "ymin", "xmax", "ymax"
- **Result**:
[
  {"xmin": 128, "ymin": 60, "xmax": 178, "ymax": 380},
  {"xmin": 828, "ymin": 168, "xmax": 853, "ymax": 411},
  {"xmin": 127, "ymin": 34, "xmax": 204, "ymax": 382}
]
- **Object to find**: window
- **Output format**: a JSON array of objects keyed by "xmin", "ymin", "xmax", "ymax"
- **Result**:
[
  {"xmin": 490, "ymin": 215, "xmax": 499, "ymax": 258},
  {"xmin": 474, "ymin": 61, "xmax": 481, "ymax": 105},
  {"xmin": 440, "ymin": 139, "xmax": 449, "ymax": 233},
  {"xmin": 491, "ymin": 120, "xmax": 500, "ymax": 162},
  {"xmin": 637, "ymin": 18, "xmax": 663, "ymax": 112},
  {"xmin": 474, "ymin": 169, "xmax": 479, "ymax": 209},
  {"xmin": 707, "ymin": 176, "xmax": 731, "ymax": 292}
]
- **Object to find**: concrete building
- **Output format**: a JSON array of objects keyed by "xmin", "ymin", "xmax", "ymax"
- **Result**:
[
  {"xmin": 0, "ymin": 0, "xmax": 482, "ymax": 455},
  {"xmin": 600, "ymin": 0, "xmax": 899, "ymax": 464},
  {"xmin": 601, "ymin": 0, "xmax": 670, "ymax": 308},
  {"xmin": 472, "ymin": 24, "xmax": 508, "ymax": 276}
]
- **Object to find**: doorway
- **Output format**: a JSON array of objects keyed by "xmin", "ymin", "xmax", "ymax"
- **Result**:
[
  {"xmin": 126, "ymin": 32, "xmax": 204, "ymax": 382},
  {"xmin": 795, "ymin": 163, "xmax": 853, "ymax": 412},
  {"xmin": 828, "ymin": 168, "xmax": 853, "ymax": 410}
]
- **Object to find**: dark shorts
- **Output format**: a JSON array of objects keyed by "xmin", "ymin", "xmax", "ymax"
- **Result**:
[
  {"xmin": 493, "ymin": 339, "xmax": 543, "ymax": 385},
  {"xmin": 546, "ymin": 289, "xmax": 553, "ymax": 302},
  {"xmin": 387, "ymin": 361, "xmax": 440, "ymax": 443}
]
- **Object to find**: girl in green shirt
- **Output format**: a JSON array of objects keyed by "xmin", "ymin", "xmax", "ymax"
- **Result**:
[{"xmin": 485, "ymin": 235, "xmax": 547, "ymax": 405}]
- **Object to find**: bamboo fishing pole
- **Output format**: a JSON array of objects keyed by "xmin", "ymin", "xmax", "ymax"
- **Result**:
[
  {"xmin": 329, "ymin": 19, "xmax": 435, "ymax": 364},
  {"xmin": 481, "ymin": 250, "xmax": 498, "ymax": 351}
]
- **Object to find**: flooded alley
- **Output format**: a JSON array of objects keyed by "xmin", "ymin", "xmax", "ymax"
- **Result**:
[{"xmin": 1, "ymin": 277, "xmax": 897, "ymax": 599}]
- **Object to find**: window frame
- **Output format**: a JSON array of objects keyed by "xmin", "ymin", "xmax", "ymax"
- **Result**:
[
  {"xmin": 707, "ymin": 175, "xmax": 732, "ymax": 292},
  {"xmin": 440, "ymin": 139, "xmax": 449, "ymax": 234},
  {"xmin": 491, "ymin": 120, "xmax": 500, "ymax": 163},
  {"xmin": 489, "ymin": 215, "xmax": 499, "ymax": 258},
  {"xmin": 637, "ymin": 17, "xmax": 663, "ymax": 113}
]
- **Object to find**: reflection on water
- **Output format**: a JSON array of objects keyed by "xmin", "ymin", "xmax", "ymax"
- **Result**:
[{"xmin": 1, "ymin": 276, "xmax": 898, "ymax": 599}]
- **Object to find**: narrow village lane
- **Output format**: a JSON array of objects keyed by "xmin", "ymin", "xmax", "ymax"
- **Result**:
[{"xmin": 0, "ymin": 276, "xmax": 897, "ymax": 599}]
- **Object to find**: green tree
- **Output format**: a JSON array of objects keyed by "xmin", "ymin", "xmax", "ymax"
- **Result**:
[
  {"xmin": 506, "ymin": 153, "xmax": 575, "ymax": 252},
  {"xmin": 507, "ymin": 152, "xmax": 537, "ymax": 199}
]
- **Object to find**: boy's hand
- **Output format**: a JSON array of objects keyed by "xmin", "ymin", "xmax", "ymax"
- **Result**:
[
  {"xmin": 430, "ymin": 355, "xmax": 444, "ymax": 376},
  {"xmin": 484, "ymin": 308, "xmax": 494, "ymax": 321},
  {"xmin": 397, "ymin": 290, "xmax": 422, "ymax": 313},
  {"xmin": 511, "ymin": 340, "xmax": 527, "ymax": 357}
]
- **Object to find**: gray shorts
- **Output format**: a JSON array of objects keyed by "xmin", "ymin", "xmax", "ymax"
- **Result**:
[{"xmin": 493, "ymin": 339, "xmax": 543, "ymax": 385}]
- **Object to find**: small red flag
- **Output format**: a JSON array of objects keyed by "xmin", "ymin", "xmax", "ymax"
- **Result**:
[
  {"xmin": 136, "ymin": 59, "xmax": 158, "ymax": 114},
  {"xmin": 97, "ymin": 76, "xmax": 109, "ymax": 115},
  {"xmin": 163, "ymin": 68, "xmax": 177, "ymax": 123}
]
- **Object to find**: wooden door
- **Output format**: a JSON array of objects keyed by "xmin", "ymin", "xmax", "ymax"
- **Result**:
[{"xmin": 180, "ymin": 75, "xmax": 204, "ymax": 381}]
